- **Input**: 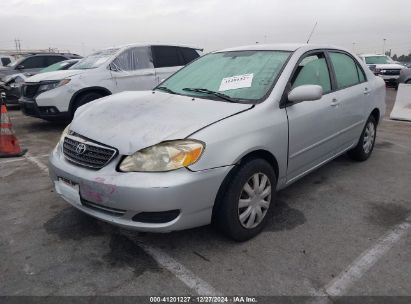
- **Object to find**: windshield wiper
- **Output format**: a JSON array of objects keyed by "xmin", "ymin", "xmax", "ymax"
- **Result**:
[
  {"xmin": 156, "ymin": 86, "xmax": 177, "ymax": 94},
  {"xmin": 182, "ymin": 88, "xmax": 237, "ymax": 103}
]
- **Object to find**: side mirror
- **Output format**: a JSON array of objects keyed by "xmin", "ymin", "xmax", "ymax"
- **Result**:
[
  {"xmin": 288, "ymin": 85, "xmax": 323, "ymax": 104},
  {"xmin": 16, "ymin": 65, "xmax": 24, "ymax": 70}
]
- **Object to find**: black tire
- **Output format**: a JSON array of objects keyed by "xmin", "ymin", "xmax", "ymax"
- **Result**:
[
  {"xmin": 71, "ymin": 92, "xmax": 103, "ymax": 117},
  {"xmin": 348, "ymin": 115, "xmax": 377, "ymax": 161},
  {"xmin": 214, "ymin": 158, "xmax": 277, "ymax": 242}
]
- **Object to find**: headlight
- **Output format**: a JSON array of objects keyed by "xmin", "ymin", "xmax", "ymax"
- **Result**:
[
  {"xmin": 54, "ymin": 124, "xmax": 70, "ymax": 153},
  {"xmin": 38, "ymin": 79, "xmax": 71, "ymax": 94},
  {"xmin": 119, "ymin": 140, "xmax": 205, "ymax": 172}
]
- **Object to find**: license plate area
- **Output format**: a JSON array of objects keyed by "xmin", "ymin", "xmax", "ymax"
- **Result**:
[{"xmin": 55, "ymin": 177, "xmax": 81, "ymax": 206}]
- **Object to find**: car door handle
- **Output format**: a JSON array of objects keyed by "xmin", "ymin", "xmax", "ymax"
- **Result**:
[
  {"xmin": 364, "ymin": 88, "xmax": 370, "ymax": 95},
  {"xmin": 330, "ymin": 98, "xmax": 339, "ymax": 107}
]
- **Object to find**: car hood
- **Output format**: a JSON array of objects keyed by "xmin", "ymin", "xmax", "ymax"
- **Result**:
[
  {"xmin": 373, "ymin": 63, "xmax": 405, "ymax": 69},
  {"xmin": 26, "ymin": 69, "xmax": 85, "ymax": 82},
  {"xmin": 71, "ymin": 91, "xmax": 253, "ymax": 154}
]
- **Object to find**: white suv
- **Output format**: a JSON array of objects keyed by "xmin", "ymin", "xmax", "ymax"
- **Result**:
[
  {"xmin": 19, "ymin": 43, "xmax": 202, "ymax": 121},
  {"xmin": 359, "ymin": 54, "xmax": 405, "ymax": 85}
]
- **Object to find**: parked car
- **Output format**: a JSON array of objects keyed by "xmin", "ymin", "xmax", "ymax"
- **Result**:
[
  {"xmin": 0, "ymin": 73, "xmax": 28, "ymax": 104},
  {"xmin": 359, "ymin": 54, "xmax": 406, "ymax": 86},
  {"xmin": 0, "ymin": 53, "xmax": 81, "ymax": 79},
  {"xmin": 19, "ymin": 43, "xmax": 202, "ymax": 121},
  {"xmin": 0, "ymin": 55, "xmax": 13, "ymax": 68},
  {"xmin": 49, "ymin": 44, "xmax": 385, "ymax": 241},
  {"xmin": 396, "ymin": 68, "xmax": 411, "ymax": 88},
  {"xmin": 0, "ymin": 59, "xmax": 80, "ymax": 105}
]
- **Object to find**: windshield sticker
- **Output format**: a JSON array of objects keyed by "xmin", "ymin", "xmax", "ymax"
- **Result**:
[{"xmin": 219, "ymin": 73, "xmax": 254, "ymax": 91}]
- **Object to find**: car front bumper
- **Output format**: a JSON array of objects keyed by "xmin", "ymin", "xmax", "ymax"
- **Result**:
[
  {"xmin": 19, "ymin": 97, "xmax": 69, "ymax": 120},
  {"xmin": 48, "ymin": 147, "xmax": 232, "ymax": 232},
  {"xmin": 379, "ymin": 75, "xmax": 400, "ymax": 82}
]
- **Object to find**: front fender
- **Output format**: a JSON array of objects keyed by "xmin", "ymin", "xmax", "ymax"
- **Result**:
[{"xmin": 187, "ymin": 103, "xmax": 289, "ymax": 183}]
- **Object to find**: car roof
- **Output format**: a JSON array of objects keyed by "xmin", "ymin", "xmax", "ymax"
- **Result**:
[
  {"xmin": 215, "ymin": 43, "xmax": 346, "ymax": 53},
  {"xmin": 360, "ymin": 54, "xmax": 387, "ymax": 57},
  {"xmin": 101, "ymin": 43, "xmax": 203, "ymax": 51}
]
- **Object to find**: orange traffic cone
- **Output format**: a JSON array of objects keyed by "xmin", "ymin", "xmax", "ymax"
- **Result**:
[{"xmin": 0, "ymin": 102, "xmax": 27, "ymax": 157}]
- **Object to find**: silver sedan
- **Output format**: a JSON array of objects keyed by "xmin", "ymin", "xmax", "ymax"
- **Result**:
[{"xmin": 49, "ymin": 43, "xmax": 385, "ymax": 241}]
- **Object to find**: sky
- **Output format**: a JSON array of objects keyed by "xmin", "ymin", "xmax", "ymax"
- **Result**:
[{"xmin": 1, "ymin": 0, "xmax": 410, "ymax": 57}]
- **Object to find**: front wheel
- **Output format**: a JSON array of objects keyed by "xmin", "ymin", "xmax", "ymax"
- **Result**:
[
  {"xmin": 214, "ymin": 158, "xmax": 276, "ymax": 241},
  {"xmin": 348, "ymin": 115, "xmax": 377, "ymax": 161}
]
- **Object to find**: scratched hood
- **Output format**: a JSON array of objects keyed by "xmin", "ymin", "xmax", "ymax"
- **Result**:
[{"xmin": 71, "ymin": 91, "xmax": 252, "ymax": 154}]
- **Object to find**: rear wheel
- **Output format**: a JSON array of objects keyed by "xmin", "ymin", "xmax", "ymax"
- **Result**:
[
  {"xmin": 214, "ymin": 158, "xmax": 276, "ymax": 241},
  {"xmin": 71, "ymin": 92, "xmax": 103, "ymax": 118},
  {"xmin": 348, "ymin": 115, "xmax": 377, "ymax": 161}
]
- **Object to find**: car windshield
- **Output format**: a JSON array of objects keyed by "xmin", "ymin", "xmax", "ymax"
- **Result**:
[
  {"xmin": 70, "ymin": 48, "xmax": 119, "ymax": 70},
  {"xmin": 40, "ymin": 60, "xmax": 73, "ymax": 73},
  {"xmin": 365, "ymin": 56, "xmax": 393, "ymax": 65},
  {"xmin": 157, "ymin": 50, "xmax": 291, "ymax": 102}
]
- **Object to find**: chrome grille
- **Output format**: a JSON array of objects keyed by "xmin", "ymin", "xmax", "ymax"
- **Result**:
[
  {"xmin": 63, "ymin": 136, "xmax": 117, "ymax": 169},
  {"xmin": 381, "ymin": 69, "xmax": 401, "ymax": 76}
]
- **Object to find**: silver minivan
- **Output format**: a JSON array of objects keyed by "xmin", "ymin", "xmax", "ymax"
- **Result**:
[{"xmin": 49, "ymin": 43, "xmax": 386, "ymax": 241}]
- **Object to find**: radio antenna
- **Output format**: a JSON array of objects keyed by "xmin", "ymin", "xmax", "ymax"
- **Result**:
[{"xmin": 306, "ymin": 22, "xmax": 318, "ymax": 43}]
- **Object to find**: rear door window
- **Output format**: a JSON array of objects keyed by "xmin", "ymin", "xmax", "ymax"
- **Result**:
[
  {"xmin": 151, "ymin": 46, "xmax": 183, "ymax": 68},
  {"xmin": 329, "ymin": 52, "xmax": 361, "ymax": 89},
  {"xmin": 112, "ymin": 47, "xmax": 152, "ymax": 71},
  {"xmin": 291, "ymin": 53, "xmax": 332, "ymax": 94},
  {"xmin": 179, "ymin": 48, "xmax": 200, "ymax": 65},
  {"xmin": 20, "ymin": 56, "xmax": 47, "ymax": 69}
]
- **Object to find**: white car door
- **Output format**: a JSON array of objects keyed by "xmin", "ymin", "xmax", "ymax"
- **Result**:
[
  {"xmin": 286, "ymin": 52, "xmax": 341, "ymax": 183},
  {"xmin": 110, "ymin": 46, "xmax": 156, "ymax": 91},
  {"xmin": 328, "ymin": 51, "xmax": 368, "ymax": 154}
]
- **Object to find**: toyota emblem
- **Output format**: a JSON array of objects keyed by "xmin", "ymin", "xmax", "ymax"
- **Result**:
[{"xmin": 75, "ymin": 143, "xmax": 87, "ymax": 154}]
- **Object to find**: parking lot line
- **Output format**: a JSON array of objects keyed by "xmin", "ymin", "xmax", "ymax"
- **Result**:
[
  {"xmin": 139, "ymin": 242, "xmax": 221, "ymax": 296},
  {"xmin": 24, "ymin": 153, "xmax": 49, "ymax": 173},
  {"xmin": 22, "ymin": 156, "xmax": 222, "ymax": 296},
  {"xmin": 0, "ymin": 153, "xmax": 48, "ymax": 164},
  {"xmin": 325, "ymin": 217, "xmax": 411, "ymax": 297}
]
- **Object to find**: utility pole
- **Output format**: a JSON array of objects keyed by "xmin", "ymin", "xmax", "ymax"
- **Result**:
[
  {"xmin": 14, "ymin": 38, "xmax": 21, "ymax": 53},
  {"xmin": 352, "ymin": 42, "xmax": 356, "ymax": 53},
  {"xmin": 383, "ymin": 38, "xmax": 386, "ymax": 55}
]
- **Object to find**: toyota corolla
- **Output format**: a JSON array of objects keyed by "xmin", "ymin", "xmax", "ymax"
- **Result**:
[{"xmin": 49, "ymin": 44, "xmax": 385, "ymax": 241}]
